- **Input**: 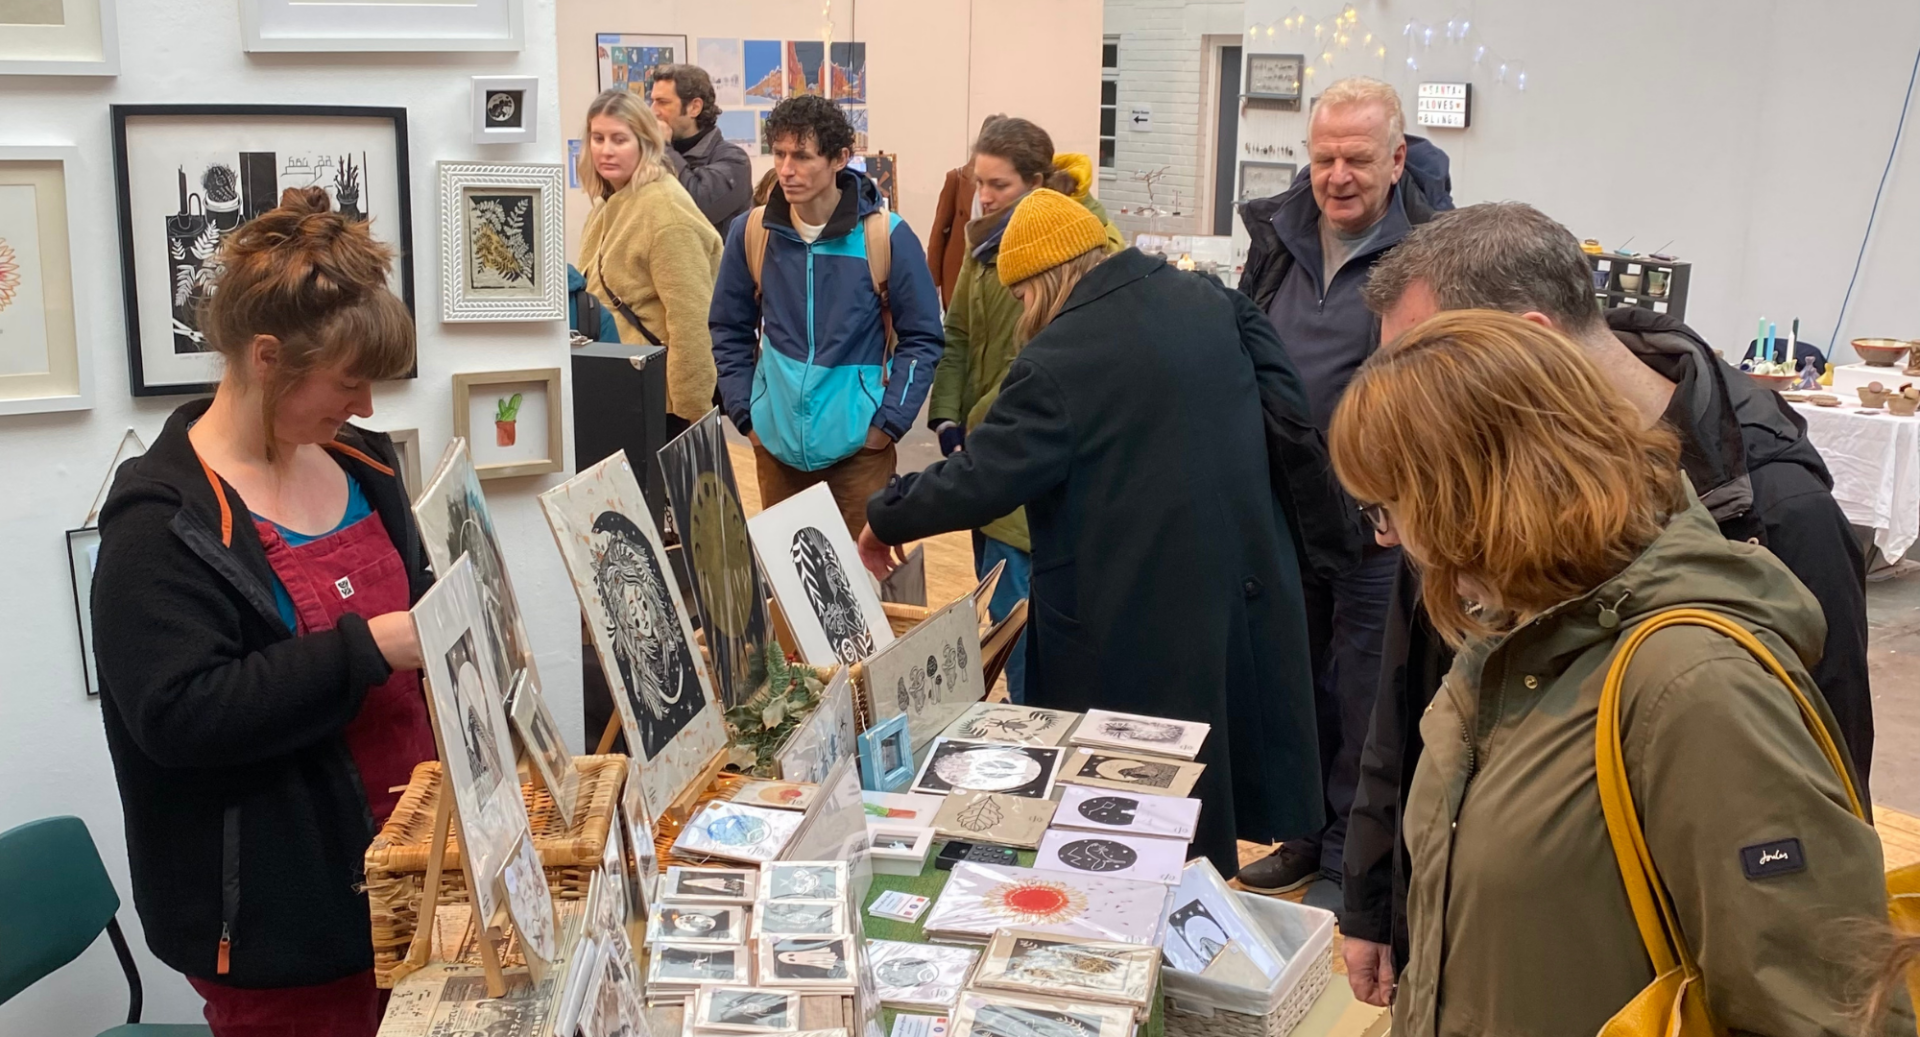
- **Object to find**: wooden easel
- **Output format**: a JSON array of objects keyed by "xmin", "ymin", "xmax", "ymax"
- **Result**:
[{"xmin": 391, "ymin": 658, "xmax": 552, "ymax": 997}]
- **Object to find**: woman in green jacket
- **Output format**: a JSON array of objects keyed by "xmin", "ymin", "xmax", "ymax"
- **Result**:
[
  {"xmin": 1329, "ymin": 310, "xmax": 1894, "ymax": 1036},
  {"xmin": 925, "ymin": 117, "xmax": 1121, "ymax": 703}
]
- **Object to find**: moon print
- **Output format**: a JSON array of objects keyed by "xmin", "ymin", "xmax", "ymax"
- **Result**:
[
  {"xmin": 1088, "ymin": 756, "xmax": 1178, "ymax": 789},
  {"xmin": 663, "ymin": 908, "xmax": 724, "ymax": 937},
  {"xmin": 791, "ymin": 526, "xmax": 876, "ymax": 664},
  {"xmin": 1076, "ymin": 796, "xmax": 1140, "ymax": 827},
  {"xmin": 486, "ymin": 90, "xmax": 517, "ymax": 124},
  {"xmin": 934, "ymin": 747, "xmax": 1043, "ymax": 793},
  {"xmin": 591, "ymin": 510, "xmax": 706, "ymax": 759},
  {"xmin": 1054, "ymin": 839, "xmax": 1139, "ymax": 873},
  {"xmin": 875, "ymin": 957, "xmax": 939, "ymax": 987}
]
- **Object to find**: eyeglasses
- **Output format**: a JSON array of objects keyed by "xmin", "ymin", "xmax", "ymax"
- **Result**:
[{"xmin": 1359, "ymin": 502, "xmax": 1392, "ymax": 535}]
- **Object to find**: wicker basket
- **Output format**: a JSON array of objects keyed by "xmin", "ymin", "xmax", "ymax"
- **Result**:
[
  {"xmin": 364, "ymin": 754, "xmax": 626, "ymax": 986},
  {"xmin": 1161, "ymin": 893, "xmax": 1336, "ymax": 1037}
]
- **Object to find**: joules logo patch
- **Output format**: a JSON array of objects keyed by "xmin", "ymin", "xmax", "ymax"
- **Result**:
[{"xmin": 1740, "ymin": 837, "xmax": 1806, "ymax": 880}]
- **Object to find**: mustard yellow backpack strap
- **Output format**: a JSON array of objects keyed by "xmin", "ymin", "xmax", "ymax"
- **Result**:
[
  {"xmin": 863, "ymin": 210, "xmax": 897, "ymax": 357},
  {"xmin": 744, "ymin": 206, "xmax": 770, "ymax": 303}
]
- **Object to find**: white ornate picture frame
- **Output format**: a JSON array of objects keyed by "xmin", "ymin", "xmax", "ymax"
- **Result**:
[
  {"xmin": 439, "ymin": 162, "xmax": 564, "ymax": 322},
  {"xmin": 0, "ymin": 0, "xmax": 119, "ymax": 75},
  {"xmin": 239, "ymin": 0, "xmax": 523, "ymax": 53},
  {"xmin": 0, "ymin": 146, "xmax": 91, "ymax": 414},
  {"xmin": 471, "ymin": 75, "xmax": 539, "ymax": 145}
]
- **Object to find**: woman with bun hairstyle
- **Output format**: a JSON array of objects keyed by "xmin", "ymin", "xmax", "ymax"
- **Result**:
[
  {"xmin": 861, "ymin": 189, "xmax": 1324, "ymax": 876},
  {"xmin": 577, "ymin": 87, "xmax": 725, "ymax": 436},
  {"xmin": 93, "ymin": 187, "xmax": 433, "ymax": 1035},
  {"xmin": 923, "ymin": 116, "xmax": 1121, "ymax": 704}
]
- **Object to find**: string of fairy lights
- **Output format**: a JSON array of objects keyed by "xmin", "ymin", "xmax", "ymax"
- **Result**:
[{"xmin": 1247, "ymin": 5, "xmax": 1528, "ymax": 93}]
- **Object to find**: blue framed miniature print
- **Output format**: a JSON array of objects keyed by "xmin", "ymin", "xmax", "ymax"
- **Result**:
[{"xmin": 858, "ymin": 712, "xmax": 914, "ymax": 793}]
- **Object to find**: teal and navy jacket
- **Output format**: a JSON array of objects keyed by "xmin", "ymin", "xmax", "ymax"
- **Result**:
[{"xmin": 709, "ymin": 170, "xmax": 945, "ymax": 471}]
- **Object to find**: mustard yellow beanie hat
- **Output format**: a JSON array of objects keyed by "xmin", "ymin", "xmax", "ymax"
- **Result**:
[{"xmin": 998, "ymin": 188, "xmax": 1109, "ymax": 286}]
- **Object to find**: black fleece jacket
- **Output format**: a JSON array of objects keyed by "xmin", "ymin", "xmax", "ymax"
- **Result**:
[
  {"xmin": 92, "ymin": 398, "xmax": 432, "ymax": 989},
  {"xmin": 1339, "ymin": 309, "xmax": 1872, "ymax": 962}
]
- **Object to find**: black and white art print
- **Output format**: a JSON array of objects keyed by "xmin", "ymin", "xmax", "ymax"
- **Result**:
[
  {"xmin": 747, "ymin": 482, "xmax": 893, "ymax": 667},
  {"xmin": 762, "ymin": 860, "xmax": 847, "ymax": 902},
  {"xmin": 111, "ymin": 105, "xmax": 412, "ymax": 396},
  {"xmin": 1162, "ymin": 859, "xmax": 1285, "ymax": 980},
  {"xmin": 663, "ymin": 865, "xmax": 757, "ymax": 904},
  {"xmin": 540, "ymin": 452, "xmax": 726, "ymax": 820},
  {"xmin": 911, "ymin": 739, "xmax": 1060, "ymax": 800},
  {"xmin": 1056, "ymin": 747, "xmax": 1205, "ymax": 798},
  {"xmin": 647, "ymin": 942, "xmax": 745, "ymax": 985},
  {"xmin": 1052, "ymin": 785, "xmax": 1202, "ymax": 841},
  {"xmin": 973, "ymin": 929, "xmax": 1159, "ymax": 1007},
  {"xmin": 415, "ymin": 439, "xmax": 538, "ymax": 710},
  {"xmin": 660, "ymin": 410, "xmax": 772, "ymax": 708},
  {"xmin": 1069, "ymin": 708, "xmax": 1209, "ymax": 760},
  {"xmin": 868, "ymin": 938, "xmax": 978, "ymax": 1010},
  {"xmin": 1035, "ymin": 829, "xmax": 1187, "ymax": 885},
  {"xmin": 644, "ymin": 902, "xmax": 744, "ymax": 944},
  {"xmin": 944, "ymin": 703, "xmax": 1077, "ymax": 747},
  {"xmin": 951, "ymin": 991, "xmax": 1136, "ymax": 1037},
  {"xmin": 866, "ymin": 593, "xmax": 986, "ymax": 753},
  {"xmin": 695, "ymin": 988, "xmax": 800, "ymax": 1034},
  {"xmin": 758, "ymin": 935, "xmax": 855, "ymax": 988},
  {"xmin": 469, "ymin": 75, "xmax": 539, "ymax": 145}
]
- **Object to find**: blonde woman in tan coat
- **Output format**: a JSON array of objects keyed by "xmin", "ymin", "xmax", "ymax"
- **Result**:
[{"xmin": 577, "ymin": 88, "xmax": 723, "ymax": 433}]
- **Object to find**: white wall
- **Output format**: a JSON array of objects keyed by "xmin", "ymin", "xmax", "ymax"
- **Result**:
[
  {"xmin": 1102, "ymin": 0, "xmax": 1244, "ymax": 239},
  {"xmin": 0, "ymin": 2, "xmax": 574, "ymax": 1031},
  {"xmin": 557, "ymin": 0, "xmax": 1103, "ymax": 259},
  {"xmin": 1228, "ymin": 0, "xmax": 1920, "ymax": 361}
]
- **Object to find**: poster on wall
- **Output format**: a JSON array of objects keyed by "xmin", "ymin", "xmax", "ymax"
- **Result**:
[
  {"xmin": 826, "ymin": 42, "xmax": 865, "ymax": 102},
  {"xmin": 716, "ymin": 111, "xmax": 756, "ymax": 150},
  {"xmin": 786, "ymin": 41, "xmax": 823, "ymax": 97},
  {"xmin": 110, "ymin": 104, "xmax": 413, "ymax": 397},
  {"xmin": 597, "ymin": 33, "xmax": 685, "ymax": 95},
  {"xmin": 843, "ymin": 108, "xmax": 869, "ymax": 154},
  {"xmin": 743, "ymin": 39, "xmax": 785, "ymax": 106},
  {"xmin": 698, "ymin": 37, "xmax": 745, "ymax": 109}
]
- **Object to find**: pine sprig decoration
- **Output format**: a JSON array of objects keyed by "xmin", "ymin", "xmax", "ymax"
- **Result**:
[{"xmin": 721, "ymin": 640, "xmax": 827, "ymax": 777}]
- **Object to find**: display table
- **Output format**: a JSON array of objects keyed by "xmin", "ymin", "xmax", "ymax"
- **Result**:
[{"xmin": 1790, "ymin": 401, "xmax": 1920, "ymax": 560}]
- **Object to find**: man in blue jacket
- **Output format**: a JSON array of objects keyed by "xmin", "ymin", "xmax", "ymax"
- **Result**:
[{"xmin": 710, "ymin": 95, "xmax": 944, "ymax": 536}]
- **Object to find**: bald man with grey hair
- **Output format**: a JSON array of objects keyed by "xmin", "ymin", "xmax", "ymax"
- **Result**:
[{"xmin": 1334, "ymin": 200, "xmax": 1871, "ymax": 1008}]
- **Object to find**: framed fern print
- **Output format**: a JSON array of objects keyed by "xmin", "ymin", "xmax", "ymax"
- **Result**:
[
  {"xmin": 110, "ymin": 105, "xmax": 414, "ymax": 396},
  {"xmin": 439, "ymin": 161, "xmax": 564, "ymax": 322}
]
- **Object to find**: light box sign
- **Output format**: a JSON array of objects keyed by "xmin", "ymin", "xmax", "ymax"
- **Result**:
[{"xmin": 1416, "ymin": 82, "xmax": 1471, "ymax": 129}]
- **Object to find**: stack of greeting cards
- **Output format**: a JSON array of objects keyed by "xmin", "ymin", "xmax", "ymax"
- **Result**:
[
  {"xmin": 754, "ymin": 862, "xmax": 857, "ymax": 994},
  {"xmin": 644, "ymin": 867, "xmax": 758, "ymax": 998},
  {"xmin": 921, "ymin": 861, "xmax": 1172, "ymax": 946}
]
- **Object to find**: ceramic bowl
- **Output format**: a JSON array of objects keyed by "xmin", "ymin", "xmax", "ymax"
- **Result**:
[
  {"xmin": 1859, "ymin": 386, "xmax": 1891, "ymax": 408},
  {"xmin": 1892, "ymin": 396, "xmax": 1919, "ymax": 417},
  {"xmin": 1852, "ymin": 338, "xmax": 1914, "ymax": 367},
  {"xmin": 1748, "ymin": 372, "xmax": 1796, "ymax": 391}
]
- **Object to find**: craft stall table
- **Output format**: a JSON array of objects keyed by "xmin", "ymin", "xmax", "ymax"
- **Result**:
[{"xmin": 1789, "ymin": 401, "xmax": 1920, "ymax": 561}]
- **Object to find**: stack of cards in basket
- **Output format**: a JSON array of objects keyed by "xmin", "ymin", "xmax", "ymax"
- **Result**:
[
  {"xmin": 755, "ymin": 861, "xmax": 856, "ymax": 993},
  {"xmin": 645, "ymin": 866, "xmax": 757, "ymax": 997},
  {"xmin": 1068, "ymin": 709, "xmax": 1209, "ymax": 760}
]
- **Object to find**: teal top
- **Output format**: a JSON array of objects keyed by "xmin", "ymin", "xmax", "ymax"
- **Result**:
[{"xmin": 254, "ymin": 476, "xmax": 372, "ymax": 631}]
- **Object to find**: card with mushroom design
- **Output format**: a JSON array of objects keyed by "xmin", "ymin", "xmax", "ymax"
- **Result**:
[
  {"xmin": 1035, "ymin": 830, "xmax": 1188, "ymax": 886},
  {"xmin": 867, "ymin": 938, "xmax": 978, "ymax": 1011},
  {"xmin": 942, "ymin": 703, "xmax": 1078, "ymax": 747},
  {"xmin": 911, "ymin": 739, "xmax": 1060, "ymax": 800},
  {"xmin": 1052, "ymin": 785, "xmax": 1200, "ymax": 840},
  {"xmin": 1161, "ymin": 858, "xmax": 1286, "ymax": 980},
  {"xmin": 671, "ymin": 801, "xmax": 804, "ymax": 864},
  {"xmin": 949, "ymin": 989, "xmax": 1137, "ymax": 1037},
  {"xmin": 756, "ymin": 934, "xmax": 856, "ymax": 989},
  {"xmin": 751, "ymin": 899, "xmax": 847, "ymax": 938},
  {"xmin": 1069, "ymin": 709, "xmax": 1208, "ymax": 760},
  {"xmin": 662, "ymin": 866, "xmax": 758, "ymax": 905},
  {"xmin": 972, "ymin": 929, "xmax": 1159, "ymax": 1009},
  {"xmin": 644, "ymin": 903, "xmax": 747, "ymax": 945},
  {"xmin": 541, "ymin": 451, "xmax": 727, "ymax": 820},
  {"xmin": 693, "ymin": 987, "xmax": 803, "ymax": 1034},
  {"xmin": 864, "ymin": 593, "xmax": 985, "ymax": 752},
  {"xmin": 930, "ymin": 790, "xmax": 1056, "ymax": 848},
  {"xmin": 747, "ymin": 482, "xmax": 893, "ymax": 667},
  {"xmin": 761, "ymin": 861, "xmax": 848, "ymax": 902},
  {"xmin": 921, "ymin": 862, "xmax": 1171, "ymax": 946},
  {"xmin": 1055, "ymin": 746, "xmax": 1204, "ymax": 798}
]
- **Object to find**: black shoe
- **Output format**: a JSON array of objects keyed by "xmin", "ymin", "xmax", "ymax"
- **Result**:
[{"xmin": 1235, "ymin": 845, "xmax": 1320, "ymax": 894}]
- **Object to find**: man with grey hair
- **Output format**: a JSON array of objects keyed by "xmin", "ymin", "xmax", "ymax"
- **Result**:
[
  {"xmin": 1233, "ymin": 77, "xmax": 1453, "ymax": 897},
  {"xmin": 1336, "ymin": 200, "xmax": 1871, "ymax": 1007}
]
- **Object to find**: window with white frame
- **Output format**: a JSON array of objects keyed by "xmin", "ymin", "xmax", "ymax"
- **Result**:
[{"xmin": 1100, "ymin": 35, "xmax": 1119, "ymax": 169}]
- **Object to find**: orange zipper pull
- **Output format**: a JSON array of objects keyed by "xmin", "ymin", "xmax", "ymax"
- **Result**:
[{"xmin": 217, "ymin": 923, "xmax": 231, "ymax": 975}]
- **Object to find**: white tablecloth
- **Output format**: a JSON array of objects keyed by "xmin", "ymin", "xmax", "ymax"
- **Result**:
[{"xmin": 1791, "ymin": 401, "xmax": 1920, "ymax": 559}]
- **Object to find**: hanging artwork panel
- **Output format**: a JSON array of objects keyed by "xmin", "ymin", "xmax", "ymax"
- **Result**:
[
  {"xmin": 747, "ymin": 482, "xmax": 893, "ymax": 667},
  {"xmin": 0, "ymin": 0, "xmax": 118, "ymax": 74},
  {"xmin": 411, "ymin": 553, "xmax": 528, "ymax": 925},
  {"xmin": 0, "ymin": 147, "xmax": 91, "ymax": 414},
  {"xmin": 439, "ymin": 162, "xmax": 564, "ymax": 321},
  {"xmin": 451, "ymin": 368, "xmax": 564, "ymax": 479},
  {"xmin": 864, "ymin": 594, "xmax": 985, "ymax": 752},
  {"xmin": 597, "ymin": 33, "xmax": 685, "ymax": 94},
  {"xmin": 111, "ymin": 105, "xmax": 414, "ymax": 397},
  {"xmin": 698, "ymin": 37, "xmax": 746, "ymax": 108},
  {"xmin": 743, "ymin": 40, "xmax": 785, "ymax": 106},
  {"xmin": 658, "ymin": 409, "xmax": 772, "ymax": 708},
  {"xmin": 239, "ymin": 0, "xmax": 523, "ymax": 52},
  {"xmin": 540, "ymin": 450, "xmax": 727, "ymax": 818}
]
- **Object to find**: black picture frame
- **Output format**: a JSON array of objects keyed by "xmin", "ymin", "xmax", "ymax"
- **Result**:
[{"xmin": 110, "ymin": 104, "xmax": 415, "ymax": 397}]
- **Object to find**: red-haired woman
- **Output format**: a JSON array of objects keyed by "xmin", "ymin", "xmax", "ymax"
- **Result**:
[{"xmin": 93, "ymin": 187, "xmax": 432, "ymax": 1036}]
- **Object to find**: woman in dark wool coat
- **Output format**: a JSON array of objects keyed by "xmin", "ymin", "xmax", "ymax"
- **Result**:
[{"xmin": 858, "ymin": 188, "xmax": 1324, "ymax": 873}]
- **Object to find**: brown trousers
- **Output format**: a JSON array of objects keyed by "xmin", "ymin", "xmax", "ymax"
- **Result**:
[{"xmin": 753, "ymin": 440, "xmax": 897, "ymax": 538}]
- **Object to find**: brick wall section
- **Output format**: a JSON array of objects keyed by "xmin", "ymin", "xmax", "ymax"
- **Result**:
[{"xmin": 1102, "ymin": 0, "xmax": 1230, "ymax": 239}]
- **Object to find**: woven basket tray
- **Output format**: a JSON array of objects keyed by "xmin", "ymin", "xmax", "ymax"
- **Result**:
[
  {"xmin": 365, "ymin": 754, "xmax": 626, "ymax": 987},
  {"xmin": 1162, "ymin": 953, "xmax": 1329, "ymax": 1037}
]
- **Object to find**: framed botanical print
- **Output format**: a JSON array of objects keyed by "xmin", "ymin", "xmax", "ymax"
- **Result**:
[
  {"xmin": 0, "ymin": 147, "xmax": 91, "ymax": 414},
  {"xmin": 451, "ymin": 368, "xmax": 564, "ymax": 479},
  {"xmin": 110, "ymin": 105, "xmax": 415, "ymax": 396},
  {"xmin": 0, "ymin": 0, "xmax": 118, "ymax": 75},
  {"xmin": 439, "ymin": 162, "xmax": 563, "ymax": 322},
  {"xmin": 239, "ymin": 0, "xmax": 524, "ymax": 53}
]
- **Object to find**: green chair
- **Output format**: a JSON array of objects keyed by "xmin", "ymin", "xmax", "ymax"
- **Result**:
[{"xmin": 0, "ymin": 816, "xmax": 212, "ymax": 1035}]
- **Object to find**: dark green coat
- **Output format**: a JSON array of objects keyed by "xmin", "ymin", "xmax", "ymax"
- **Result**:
[{"xmin": 869, "ymin": 248, "xmax": 1324, "ymax": 872}]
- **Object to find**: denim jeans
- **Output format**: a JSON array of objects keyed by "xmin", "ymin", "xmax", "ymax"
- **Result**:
[{"xmin": 972, "ymin": 532, "xmax": 1031, "ymax": 704}]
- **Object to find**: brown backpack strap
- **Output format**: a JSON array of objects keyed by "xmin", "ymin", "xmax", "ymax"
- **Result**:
[
  {"xmin": 864, "ymin": 211, "xmax": 897, "ymax": 380},
  {"xmin": 744, "ymin": 206, "xmax": 770, "ymax": 302}
]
